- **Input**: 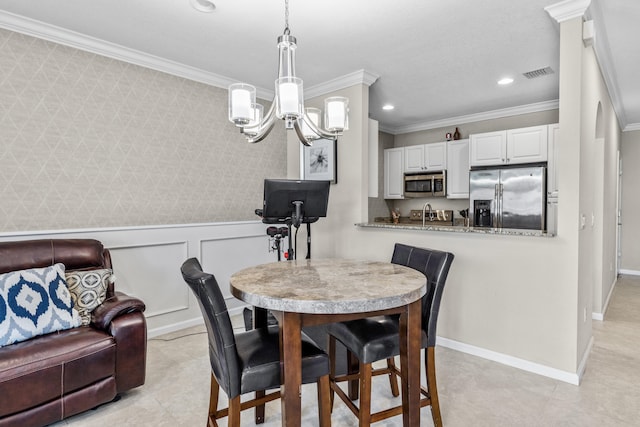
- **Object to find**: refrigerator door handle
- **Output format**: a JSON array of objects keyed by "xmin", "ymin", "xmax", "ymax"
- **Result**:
[
  {"xmin": 494, "ymin": 184, "xmax": 500, "ymax": 229},
  {"xmin": 500, "ymin": 183, "xmax": 504, "ymax": 228}
]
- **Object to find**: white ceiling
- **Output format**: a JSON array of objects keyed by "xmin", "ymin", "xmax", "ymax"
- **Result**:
[{"xmin": 0, "ymin": 0, "xmax": 637, "ymax": 133}]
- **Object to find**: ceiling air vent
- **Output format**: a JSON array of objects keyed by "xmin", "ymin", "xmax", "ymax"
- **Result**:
[{"xmin": 522, "ymin": 67, "xmax": 555, "ymax": 79}]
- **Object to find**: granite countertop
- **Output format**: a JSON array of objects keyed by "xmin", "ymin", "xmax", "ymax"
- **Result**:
[
  {"xmin": 230, "ymin": 258, "xmax": 426, "ymax": 314},
  {"xmin": 357, "ymin": 219, "xmax": 554, "ymax": 237}
]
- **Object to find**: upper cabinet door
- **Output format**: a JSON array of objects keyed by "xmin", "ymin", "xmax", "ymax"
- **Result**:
[
  {"xmin": 446, "ymin": 139, "xmax": 469, "ymax": 199},
  {"xmin": 425, "ymin": 142, "xmax": 447, "ymax": 171},
  {"xmin": 404, "ymin": 145, "xmax": 425, "ymax": 173},
  {"xmin": 384, "ymin": 148, "xmax": 405, "ymax": 199},
  {"xmin": 469, "ymin": 131, "xmax": 507, "ymax": 166},
  {"xmin": 506, "ymin": 125, "xmax": 548, "ymax": 164}
]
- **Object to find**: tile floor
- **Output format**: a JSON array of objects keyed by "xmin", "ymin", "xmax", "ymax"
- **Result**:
[{"xmin": 52, "ymin": 275, "xmax": 640, "ymax": 426}]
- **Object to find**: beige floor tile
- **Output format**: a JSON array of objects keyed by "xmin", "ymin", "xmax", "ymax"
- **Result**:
[{"xmin": 51, "ymin": 275, "xmax": 640, "ymax": 426}]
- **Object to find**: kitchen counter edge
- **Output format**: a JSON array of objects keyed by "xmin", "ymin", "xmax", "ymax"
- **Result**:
[{"xmin": 356, "ymin": 222, "xmax": 555, "ymax": 238}]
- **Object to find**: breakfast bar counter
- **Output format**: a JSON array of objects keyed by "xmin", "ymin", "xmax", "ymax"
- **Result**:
[{"xmin": 356, "ymin": 221, "xmax": 554, "ymax": 237}]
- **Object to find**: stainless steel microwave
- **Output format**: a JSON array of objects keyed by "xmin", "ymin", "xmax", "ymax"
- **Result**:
[{"xmin": 404, "ymin": 172, "xmax": 446, "ymax": 198}]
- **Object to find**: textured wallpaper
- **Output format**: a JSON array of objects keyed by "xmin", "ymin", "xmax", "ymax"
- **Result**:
[{"xmin": 0, "ymin": 29, "xmax": 287, "ymax": 231}]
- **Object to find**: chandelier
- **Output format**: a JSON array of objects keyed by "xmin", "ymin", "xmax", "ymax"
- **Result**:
[{"xmin": 227, "ymin": 0, "xmax": 349, "ymax": 146}]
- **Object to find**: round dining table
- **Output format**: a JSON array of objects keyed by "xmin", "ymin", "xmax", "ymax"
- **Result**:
[{"xmin": 230, "ymin": 258, "xmax": 426, "ymax": 427}]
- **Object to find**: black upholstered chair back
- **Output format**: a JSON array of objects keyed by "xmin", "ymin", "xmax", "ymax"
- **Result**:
[
  {"xmin": 391, "ymin": 243, "xmax": 454, "ymax": 347},
  {"xmin": 180, "ymin": 258, "xmax": 242, "ymax": 399}
]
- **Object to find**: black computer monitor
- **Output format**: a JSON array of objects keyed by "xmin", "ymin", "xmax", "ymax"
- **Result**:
[{"xmin": 262, "ymin": 179, "xmax": 330, "ymax": 226}]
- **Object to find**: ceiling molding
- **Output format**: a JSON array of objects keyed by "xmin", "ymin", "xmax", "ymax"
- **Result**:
[
  {"xmin": 305, "ymin": 69, "xmax": 380, "ymax": 99},
  {"xmin": 624, "ymin": 123, "xmax": 640, "ymax": 132},
  {"xmin": 545, "ymin": 0, "xmax": 591, "ymax": 23},
  {"xmin": 0, "ymin": 10, "xmax": 379, "ymax": 105},
  {"xmin": 0, "ymin": 10, "xmax": 246, "ymax": 93},
  {"xmin": 380, "ymin": 100, "xmax": 560, "ymax": 135},
  {"xmin": 587, "ymin": 0, "xmax": 628, "ymax": 131}
]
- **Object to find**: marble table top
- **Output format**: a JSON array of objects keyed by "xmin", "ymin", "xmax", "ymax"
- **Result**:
[{"xmin": 230, "ymin": 258, "xmax": 426, "ymax": 314}]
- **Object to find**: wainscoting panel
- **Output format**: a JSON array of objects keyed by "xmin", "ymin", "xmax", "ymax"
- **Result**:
[
  {"xmin": 109, "ymin": 241, "xmax": 189, "ymax": 318},
  {"xmin": 0, "ymin": 221, "xmax": 275, "ymax": 337},
  {"xmin": 201, "ymin": 235, "xmax": 277, "ymax": 307}
]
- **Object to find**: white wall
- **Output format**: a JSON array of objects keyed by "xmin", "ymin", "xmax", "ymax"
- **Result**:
[
  {"xmin": 579, "ymin": 43, "xmax": 621, "ymax": 319},
  {"xmin": 620, "ymin": 130, "xmax": 640, "ymax": 272},
  {"xmin": 287, "ymin": 83, "xmax": 370, "ymax": 259}
]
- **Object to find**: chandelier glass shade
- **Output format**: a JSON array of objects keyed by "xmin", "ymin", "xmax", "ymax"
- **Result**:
[{"xmin": 227, "ymin": 1, "xmax": 348, "ymax": 146}]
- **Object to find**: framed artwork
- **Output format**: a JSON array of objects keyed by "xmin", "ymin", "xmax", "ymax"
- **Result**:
[{"xmin": 301, "ymin": 138, "xmax": 337, "ymax": 184}]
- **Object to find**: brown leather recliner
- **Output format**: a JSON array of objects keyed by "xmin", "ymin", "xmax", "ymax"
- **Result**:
[{"xmin": 0, "ymin": 239, "xmax": 147, "ymax": 427}]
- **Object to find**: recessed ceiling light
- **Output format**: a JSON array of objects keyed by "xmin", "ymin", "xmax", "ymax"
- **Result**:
[
  {"xmin": 190, "ymin": 0, "xmax": 216, "ymax": 13},
  {"xmin": 498, "ymin": 77, "xmax": 514, "ymax": 85},
  {"xmin": 382, "ymin": 104, "xmax": 395, "ymax": 111}
]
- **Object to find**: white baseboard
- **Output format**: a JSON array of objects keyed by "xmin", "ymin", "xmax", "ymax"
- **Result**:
[
  {"xmin": 147, "ymin": 305, "xmax": 249, "ymax": 339},
  {"xmin": 436, "ymin": 336, "xmax": 581, "ymax": 385},
  {"xmin": 147, "ymin": 317, "xmax": 204, "ymax": 339},
  {"xmin": 619, "ymin": 269, "xmax": 640, "ymax": 276},
  {"xmin": 576, "ymin": 336, "xmax": 594, "ymax": 384},
  {"xmin": 593, "ymin": 276, "xmax": 618, "ymax": 321}
]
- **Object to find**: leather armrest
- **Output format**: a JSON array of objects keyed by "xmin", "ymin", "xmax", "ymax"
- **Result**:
[{"xmin": 91, "ymin": 292, "xmax": 146, "ymax": 330}]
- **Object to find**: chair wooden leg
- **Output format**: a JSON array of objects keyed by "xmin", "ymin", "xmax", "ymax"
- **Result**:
[
  {"xmin": 347, "ymin": 349, "xmax": 360, "ymax": 400},
  {"xmin": 358, "ymin": 362, "xmax": 372, "ymax": 427},
  {"xmin": 317, "ymin": 374, "xmax": 332, "ymax": 427},
  {"xmin": 426, "ymin": 347, "xmax": 442, "ymax": 427},
  {"xmin": 255, "ymin": 390, "xmax": 266, "ymax": 423},
  {"xmin": 227, "ymin": 395, "xmax": 241, "ymax": 427},
  {"xmin": 329, "ymin": 335, "xmax": 337, "ymax": 410},
  {"xmin": 208, "ymin": 373, "xmax": 219, "ymax": 426},
  {"xmin": 386, "ymin": 357, "xmax": 400, "ymax": 397}
]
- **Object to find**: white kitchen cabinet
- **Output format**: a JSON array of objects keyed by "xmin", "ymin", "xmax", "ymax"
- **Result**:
[
  {"xmin": 404, "ymin": 142, "xmax": 447, "ymax": 172},
  {"xmin": 470, "ymin": 125, "xmax": 548, "ymax": 167},
  {"xmin": 469, "ymin": 131, "xmax": 507, "ymax": 166},
  {"xmin": 446, "ymin": 139, "xmax": 469, "ymax": 199},
  {"xmin": 426, "ymin": 143, "xmax": 447, "ymax": 170},
  {"xmin": 506, "ymin": 125, "xmax": 548, "ymax": 164},
  {"xmin": 384, "ymin": 148, "xmax": 404, "ymax": 199},
  {"xmin": 404, "ymin": 145, "xmax": 425, "ymax": 173}
]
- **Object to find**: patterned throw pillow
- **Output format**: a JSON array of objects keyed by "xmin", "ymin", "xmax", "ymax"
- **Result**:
[
  {"xmin": 65, "ymin": 269, "xmax": 112, "ymax": 326},
  {"xmin": 0, "ymin": 263, "xmax": 82, "ymax": 347}
]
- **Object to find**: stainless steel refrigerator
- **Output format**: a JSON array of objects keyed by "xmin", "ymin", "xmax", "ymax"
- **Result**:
[{"xmin": 469, "ymin": 166, "xmax": 546, "ymax": 231}]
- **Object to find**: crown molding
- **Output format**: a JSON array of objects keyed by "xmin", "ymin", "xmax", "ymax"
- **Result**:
[
  {"xmin": 587, "ymin": 0, "xmax": 628, "ymax": 131},
  {"xmin": 0, "ymin": 10, "xmax": 268, "ymax": 102},
  {"xmin": 545, "ymin": 0, "xmax": 591, "ymax": 23},
  {"xmin": 0, "ymin": 10, "xmax": 243, "ymax": 93},
  {"xmin": 380, "ymin": 100, "xmax": 560, "ymax": 135},
  {"xmin": 624, "ymin": 123, "xmax": 640, "ymax": 132},
  {"xmin": 0, "ymin": 11, "xmax": 377, "ymax": 104},
  {"xmin": 305, "ymin": 69, "xmax": 380, "ymax": 99}
]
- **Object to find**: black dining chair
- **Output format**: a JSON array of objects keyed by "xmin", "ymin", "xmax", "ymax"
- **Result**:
[
  {"xmin": 180, "ymin": 258, "xmax": 332, "ymax": 427},
  {"xmin": 327, "ymin": 244, "xmax": 454, "ymax": 426}
]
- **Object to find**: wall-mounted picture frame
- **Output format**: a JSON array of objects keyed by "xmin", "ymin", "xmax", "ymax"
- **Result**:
[{"xmin": 301, "ymin": 138, "xmax": 337, "ymax": 184}]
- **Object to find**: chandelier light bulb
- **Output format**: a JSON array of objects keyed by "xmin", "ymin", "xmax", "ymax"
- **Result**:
[
  {"xmin": 301, "ymin": 107, "xmax": 321, "ymax": 141},
  {"xmin": 276, "ymin": 77, "xmax": 303, "ymax": 119},
  {"xmin": 228, "ymin": 83, "xmax": 256, "ymax": 126},
  {"xmin": 325, "ymin": 97, "xmax": 348, "ymax": 132}
]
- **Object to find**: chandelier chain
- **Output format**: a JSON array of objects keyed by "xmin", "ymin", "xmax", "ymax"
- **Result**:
[{"xmin": 284, "ymin": 0, "xmax": 290, "ymax": 34}]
